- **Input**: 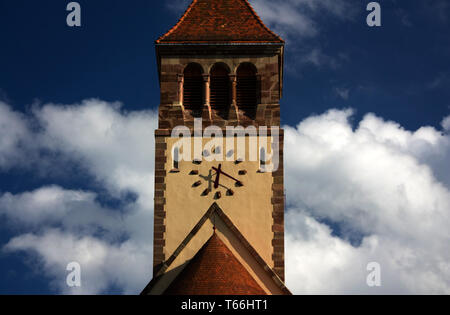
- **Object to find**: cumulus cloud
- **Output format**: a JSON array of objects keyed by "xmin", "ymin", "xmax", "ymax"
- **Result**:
[
  {"xmin": 0, "ymin": 186, "xmax": 125, "ymax": 236},
  {"xmin": 0, "ymin": 100, "xmax": 157, "ymax": 294},
  {"xmin": 34, "ymin": 100, "xmax": 157, "ymax": 201},
  {"xmin": 4, "ymin": 229, "xmax": 151, "ymax": 295},
  {"xmin": 0, "ymin": 102, "xmax": 31, "ymax": 169},
  {"xmin": 284, "ymin": 109, "xmax": 450, "ymax": 294}
]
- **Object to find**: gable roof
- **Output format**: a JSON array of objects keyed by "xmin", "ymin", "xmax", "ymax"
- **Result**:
[
  {"xmin": 164, "ymin": 233, "xmax": 267, "ymax": 295},
  {"xmin": 156, "ymin": 0, "xmax": 284, "ymax": 44},
  {"xmin": 141, "ymin": 203, "xmax": 291, "ymax": 295}
]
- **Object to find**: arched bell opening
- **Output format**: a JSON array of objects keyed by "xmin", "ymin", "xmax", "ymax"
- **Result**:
[
  {"xmin": 210, "ymin": 63, "xmax": 231, "ymax": 120},
  {"xmin": 237, "ymin": 63, "xmax": 258, "ymax": 120},
  {"xmin": 183, "ymin": 63, "xmax": 204, "ymax": 117}
]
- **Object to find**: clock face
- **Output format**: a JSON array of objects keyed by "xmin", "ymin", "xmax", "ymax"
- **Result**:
[
  {"xmin": 190, "ymin": 163, "xmax": 246, "ymax": 200},
  {"xmin": 164, "ymin": 137, "xmax": 276, "ymax": 267}
]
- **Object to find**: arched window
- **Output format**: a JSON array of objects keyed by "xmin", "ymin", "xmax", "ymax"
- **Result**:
[
  {"xmin": 183, "ymin": 63, "xmax": 203, "ymax": 117},
  {"xmin": 237, "ymin": 63, "xmax": 258, "ymax": 119},
  {"xmin": 259, "ymin": 147, "xmax": 267, "ymax": 172},
  {"xmin": 173, "ymin": 147, "xmax": 180, "ymax": 170},
  {"xmin": 210, "ymin": 63, "xmax": 230, "ymax": 119},
  {"xmin": 260, "ymin": 147, "xmax": 266, "ymax": 167}
]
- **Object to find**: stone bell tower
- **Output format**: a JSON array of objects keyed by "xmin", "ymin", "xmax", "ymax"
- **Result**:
[{"xmin": 142, "ymin": 0, "xmax": 290, "ymax": 295}]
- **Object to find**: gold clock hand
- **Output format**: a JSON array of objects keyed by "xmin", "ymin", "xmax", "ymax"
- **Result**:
[
  {"xmin": 214, "ymin": 164, "xmax": 222, "ymax": 189},
  {"xmin": 212, "ymin": 166, "xmax": 241, "ymax": 184}
]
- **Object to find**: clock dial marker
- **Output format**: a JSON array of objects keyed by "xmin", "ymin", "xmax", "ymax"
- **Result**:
[{"xmin": 193, "ymin": 180, "xmax": 202, "ymax": 187}]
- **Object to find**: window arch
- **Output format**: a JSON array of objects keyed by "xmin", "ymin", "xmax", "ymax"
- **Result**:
[
  {"xmin": 237, "ymin": 63, "xmax": 258, "ymax": 119},
  {"xmin": 260, "ymin": 147, "xmax": 266, "ymax": 167},
  {"xmin": 173, "ymin": 147, "xmax": 180, "ymax": 170},
  {"xmin": 183, "ymin": 63, "xmax": 203, "ymax": 117},
  {"xmin": 210, "ymin": 63, "xmax": 230, "ymax": 119}
]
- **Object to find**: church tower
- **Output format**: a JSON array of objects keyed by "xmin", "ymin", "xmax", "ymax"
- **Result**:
[{"xmin": 142, "ymin": 0, "xmax": 289, "ymax": 295}]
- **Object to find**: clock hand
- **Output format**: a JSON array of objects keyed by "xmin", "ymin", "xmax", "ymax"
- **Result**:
[
  {"xmin": 214, "ymin": 164, "xmax": 222, "ymax": 189},
  {"xmin": 212, "ymin": 167, "xmax": 238, "ymax": 182},
  {"xmin": 212, "ymin": 166, "xmax": 243, "ymax": 186}
]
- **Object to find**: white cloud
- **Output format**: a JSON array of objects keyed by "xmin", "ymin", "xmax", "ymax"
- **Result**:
[
  {"xmin": 166, "ymin": 0, "xmax": 190, "ymax": 14},
  {"xmin": 249, "ymin": 0, "xmax": 356, "ymax": 71},
  {"xmin": 1, "ymin": 186, "xmax": 96, "ymax": 226},
  {"xmin": 0, "ymin": 88, "xmax": 10, "ymax": 103},
  {"xmin": 251, "ymin": 0, "xmax": 318, "ymax": 40},
  {"xmin": 284, "ymin": 109, "xmax": 450, "ymax": 294},
  {"xmin": 0, "ymin": 100, "xmax": 157, "ymax": 294},
  {"xmin": 302, "ymin": 48, "xmax": 340, "ymax": 69},
  {"xmin": 335, "ymin": 88, "xmax": 350, "ymax": 100},
  {"xmin": 251, "ymin": 0, "xmax": 356, "ymax": 41},
  {"xmin": 4, "ymin": 229, "xmax": 151, "ymax": 295},
  {"xmin": 31, "ymin": 100, "xmax": 159, "ymax": 245},
  {"xmin": 1, "ymin": 185, "xmax": 153, "ymax": 294},
  {"xmin": 0, "ymin": 186, "xmax": 125, "ymax": 236},
  {"xmin": 428, "ymin": 73, "xmax": 447, "ymax": 89},
  {"xmin": 33, "ymin": 100, "xmax": 157, "ymax": 202},
  {"xmin": 0, "ymin": 102, "xmax": 31, "ymax": 169},
  {"xmin": 442, "ymin": 116, "xmax": 450, "ymax": 131}
]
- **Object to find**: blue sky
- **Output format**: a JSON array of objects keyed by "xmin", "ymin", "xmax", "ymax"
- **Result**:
[{"xmin": 1, "ymin": 0, "xmax": 450, "ymax": 294}]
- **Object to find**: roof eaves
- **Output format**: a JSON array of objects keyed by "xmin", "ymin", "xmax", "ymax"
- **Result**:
[{"xmin": 155, "ymin": 42, "xmax": 285, "ymax": 46}]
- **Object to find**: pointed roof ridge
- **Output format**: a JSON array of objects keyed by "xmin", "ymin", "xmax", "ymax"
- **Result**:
[
  {"xmin": 141, "ymin": 202, "xmax": 291, "ymax": 295},
  {"xmin": 164, "ymin": 233, "xmax": 267, "ymax": 295},
  {"xmin": 156, "ymin": 0, "xmax": 284, "ymax": 44}
]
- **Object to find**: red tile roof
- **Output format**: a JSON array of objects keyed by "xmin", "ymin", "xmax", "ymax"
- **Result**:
[
  {"xmin": 156, "ymin": 0, "xmax": 284, "ymax": 44},
  {"xmin": 164, "ymin": 233, "xmax": 267, "ymax": 295}
]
